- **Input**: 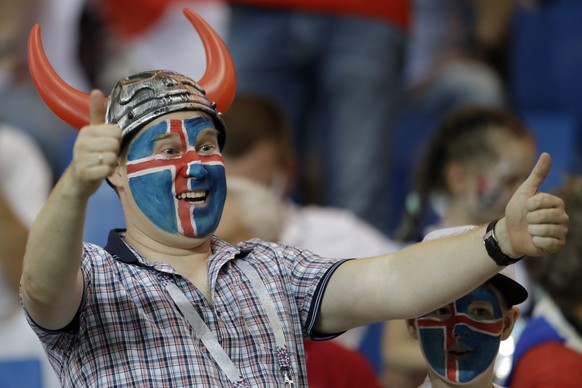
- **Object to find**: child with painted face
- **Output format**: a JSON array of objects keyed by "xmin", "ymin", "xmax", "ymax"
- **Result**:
[{"xmin": 406, "ymin": 226, "xmax": 527, "ymax": 388}]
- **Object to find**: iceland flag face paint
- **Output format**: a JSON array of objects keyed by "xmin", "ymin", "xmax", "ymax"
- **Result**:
[
  {"xmin": 126, "ymin": 117, "xmax": 226, "ymax": 237},
  {"xmin": 416, "ymin": 287, "xmax": 504, "ymax": 384}
]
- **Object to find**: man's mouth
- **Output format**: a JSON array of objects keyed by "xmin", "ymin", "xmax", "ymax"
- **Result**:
[{"xmin": 176, "ymin": 190, "xmax": 208, "ymax": 205}]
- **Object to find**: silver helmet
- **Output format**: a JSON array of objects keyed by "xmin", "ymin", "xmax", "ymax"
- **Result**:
[{"xmin": 106, "ymin": 70, "xmax": 226, "ymax": 149}]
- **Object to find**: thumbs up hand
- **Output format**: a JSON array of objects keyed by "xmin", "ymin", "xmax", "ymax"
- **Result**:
[
  {"xmin": 70, "ymin": 90, "xmax": 122, "ymax": 198},
  {"xmin": 497, "ymin": 152, "xmax": 569, "ymax": 258}
]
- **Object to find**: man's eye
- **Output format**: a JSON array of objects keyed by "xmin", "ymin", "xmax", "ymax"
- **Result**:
[
  {"xmin": 161, "ymin": 147, "xmax": 179, "ymax": 156},
  {"xmin": 198, "ymin": 144, "xmax": 217, "ymax": 153}
]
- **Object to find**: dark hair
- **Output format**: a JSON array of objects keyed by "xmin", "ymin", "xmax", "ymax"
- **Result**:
[
  {"xmin": 221, "ymin": 94, "xmax": 292, "ymax": 163},
  {"xmin": 525, "ymin": 176, "xmax": 582, "ymax": 311},
  {"xmin": 395, "ymin": 106, "xmax": 533, "ymax": 242}
]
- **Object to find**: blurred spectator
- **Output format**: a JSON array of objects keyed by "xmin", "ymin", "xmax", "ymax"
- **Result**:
[
  {"xmin": 508, "ymin": 176, "xmax": 582, "ymax": 387},
  {"xmin": 0, "ymin": 124, "xmax": 59, "ymax": 387},
  {"xmin": 395, "ymin": 106, "xmax": 536, "ymax": 242},
  {"xmin": 223, "ymin": 0, "xmax": 409, "ymax": 233},
  {"xmin": 218, "ymin": 94, "xmax": 400, "ymax": 262},
  {"xmin": 405, "ymin": 0, "xmax": 517, "ymax": 116},
  {"xmin": 0, "ymin": 0, "xmax": 74, "ymax": 180}
]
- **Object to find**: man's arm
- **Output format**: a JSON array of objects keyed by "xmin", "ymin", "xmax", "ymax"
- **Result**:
[
  {"xmin": 20, "ymin": 90, "xmax": 121, "ymax": 330},
  {"xmin": 317, "ymin": 153, "xmax": 568, "ymax": 333},
  {"xmin": 0, "ymin": 191, "xmax": 28, "ymax": 294}
]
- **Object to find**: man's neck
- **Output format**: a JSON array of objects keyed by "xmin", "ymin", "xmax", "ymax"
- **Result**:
[
  {"xmin": 124, "ymin": 225, "xmax": 213, "ymax": 268},
  {"xmin": 124, "ymin": 226, "xmax": 215, "ymax": 302}
]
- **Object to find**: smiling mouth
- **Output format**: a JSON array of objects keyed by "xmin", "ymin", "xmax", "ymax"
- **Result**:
[{"xmin": 176, "ymin": 190, "xmax": 208, "ymax": 205}]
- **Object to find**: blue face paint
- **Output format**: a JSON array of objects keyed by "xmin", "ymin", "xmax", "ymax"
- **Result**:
[
  {"xmin": 126, "ymin": 117, "xmax": 226, "ymax": 237},
  {"xmin": 416, "ymin": 287, "xmax": 504, "ymax": 384}
]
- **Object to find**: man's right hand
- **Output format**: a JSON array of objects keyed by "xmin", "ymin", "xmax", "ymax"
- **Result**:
[{"xmin": 69, "ymin": 89, "xmax": 122, "ymax": 197}]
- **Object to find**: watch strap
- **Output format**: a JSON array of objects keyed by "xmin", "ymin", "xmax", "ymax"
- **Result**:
[{"xmin": 483, "ymin": 219, "xmax": 524, "ymax": 266}]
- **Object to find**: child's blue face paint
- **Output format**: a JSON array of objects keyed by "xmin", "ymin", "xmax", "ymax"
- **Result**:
[
  {"xmin": 416, "ymin": 287, "xmax": 504, "ymax": 384},
  {"xmin": 125, "ymin": 117, "xmax": 226, "ymax": 237}
]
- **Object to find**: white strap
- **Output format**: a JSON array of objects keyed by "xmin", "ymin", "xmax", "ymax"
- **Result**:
[
  {"xmin": 166, "ymin": 260, "xmax": 292, "ymax": 386},
  {"xmin": 166, "ymin": 282, "xmax": 246, "ymax": 386},
  {"xmin": 236, "ymin": 260, "xmax": 287, "ymax": 349}
]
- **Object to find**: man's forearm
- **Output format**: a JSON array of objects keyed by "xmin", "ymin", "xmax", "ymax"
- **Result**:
[
  {"xmin": 21, "ymin": 168, "xmax": 87, "ymax": 329},
  {"xmin": 0, "ymin": 191, "xmax": 28, "ymax": 294},
  {"xmin": 317, "ymin": 225, "xmax": 499, "ymax": 333}
]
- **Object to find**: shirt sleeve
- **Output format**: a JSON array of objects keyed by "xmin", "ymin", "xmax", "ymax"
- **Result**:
[{"xmin": 275, "ymin": 243, "xmax": 351, "ymax": 339}]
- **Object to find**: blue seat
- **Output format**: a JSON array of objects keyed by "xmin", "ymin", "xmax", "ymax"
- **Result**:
[
  {"xmin": 520, "ymin": 110, "xmax": 577, "ymax": 192},
  {"xmin": 0, "ymin": 359, "xmax": 42, "ymax": 388},
  {"xmin": 508, "ymin": 0, "xmax": 582, "ymax": 174},
  {"xmin": 509, "ymin": 0, "xmax": 582, "ymax": 113}
]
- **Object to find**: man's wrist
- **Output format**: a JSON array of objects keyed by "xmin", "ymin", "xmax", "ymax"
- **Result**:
[{"xmin": 483, "ymin": 219, "xmax": 524, "ymax": 266}]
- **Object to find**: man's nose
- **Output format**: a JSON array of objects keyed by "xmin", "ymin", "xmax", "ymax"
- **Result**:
[{"xmin": 180, "ymin": 151, "xmax": 207, "ymax": 179}]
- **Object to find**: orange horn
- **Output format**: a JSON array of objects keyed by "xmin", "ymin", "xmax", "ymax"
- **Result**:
[
  {"xmin": 28, "ymin": 9, "xmax": 236, "ymax": 130},
  {"xmin": 28, "ymin": 24, "xmax": 99, "ymax": 130},
  {"xmin": 183, "ymin": 8, "xmax": 236, "ymax": 114}
]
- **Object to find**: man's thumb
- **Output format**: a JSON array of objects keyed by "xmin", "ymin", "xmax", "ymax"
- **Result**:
[
  {"xmin": 89, "ymin": 89, "xmax": 106, "ymax": 125},
  {"xmin": 519, "ymin": 152, "xmax": 552, "ymax": 195}
]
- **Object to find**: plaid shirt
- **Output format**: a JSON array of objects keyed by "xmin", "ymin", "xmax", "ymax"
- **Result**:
[{"xmin": 24, "ymin": 230, "xmax": 345, "ymax": 387}]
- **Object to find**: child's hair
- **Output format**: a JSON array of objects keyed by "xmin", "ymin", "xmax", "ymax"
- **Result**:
[{"xmin": 395, "ymin": 106, "xmax": 533, "ymax": 242}]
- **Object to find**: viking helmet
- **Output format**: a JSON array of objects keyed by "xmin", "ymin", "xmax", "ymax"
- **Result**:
[{"xmin": 106, "ymin": 70, "xmax": 226, "ymax": 149}]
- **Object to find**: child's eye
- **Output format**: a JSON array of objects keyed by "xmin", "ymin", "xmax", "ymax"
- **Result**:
[
  {"xmin": 435, "ymin": 307, "xmax": 452, "ymax": 316},
  {"xmin": 425, "ymin": 306, "xmax": 452, "ymax": 320},
  {"xmin": 468, "ymin": 305, "xmax": 495, "ymax": 320}
]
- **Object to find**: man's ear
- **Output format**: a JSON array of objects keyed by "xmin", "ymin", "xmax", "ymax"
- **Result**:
[
  {"xmin": 406, "ymin": 318, "xmax": 419, "ymax": 340},
  {"xmin": 107, "ymin": 161, "xmax": 124, "ymax": 190},
  {"xmin": 501, "ymin": 307, "xmax": 519, "ymax": 341}
]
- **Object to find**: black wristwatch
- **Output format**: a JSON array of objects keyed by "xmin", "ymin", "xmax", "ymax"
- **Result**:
[{"xmin": 483, "ymin": 219, "xmax": 524, "ymax": 266}]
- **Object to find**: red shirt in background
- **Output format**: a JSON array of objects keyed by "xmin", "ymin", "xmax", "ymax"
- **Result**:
[
  {"xmin": 227, "ymin": 0, "xmax": 409, "ymax": 30},
  {"xmin": 305, "ymin": 340, "xmax": 381, "ymax": 388},
  {"xmin": 510, "ymin": 343, "xmax": 582, "ymax": 387}
]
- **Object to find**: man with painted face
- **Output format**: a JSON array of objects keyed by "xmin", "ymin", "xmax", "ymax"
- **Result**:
[
  {"xmin": 19, "ymin": 9, "xmax": 569, "ymax": 388},
  {"xmin": 406, "ymin": 226, "xmax": 527, "ymax": 388}
]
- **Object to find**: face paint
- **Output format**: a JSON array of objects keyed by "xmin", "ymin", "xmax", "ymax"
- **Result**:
[
  {"xmin": 475, "ymin": 174, "xmax": 503, "ymax": 212},
  {"xmin": 125, "ymin": 117, "xmax": 226, "ymax": 237},
  {"xmin": 416, "ymin": 287, "xmax": 504, "ymax": 384}
]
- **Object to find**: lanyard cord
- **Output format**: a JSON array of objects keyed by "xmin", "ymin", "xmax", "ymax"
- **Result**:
[
  {"xmin": 166, "ymin": 260, "xmax": 294, "ymax": 387},
  {"xmin": 236, "ymin": 260, "xmax": 294, "ymax": 386}
]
